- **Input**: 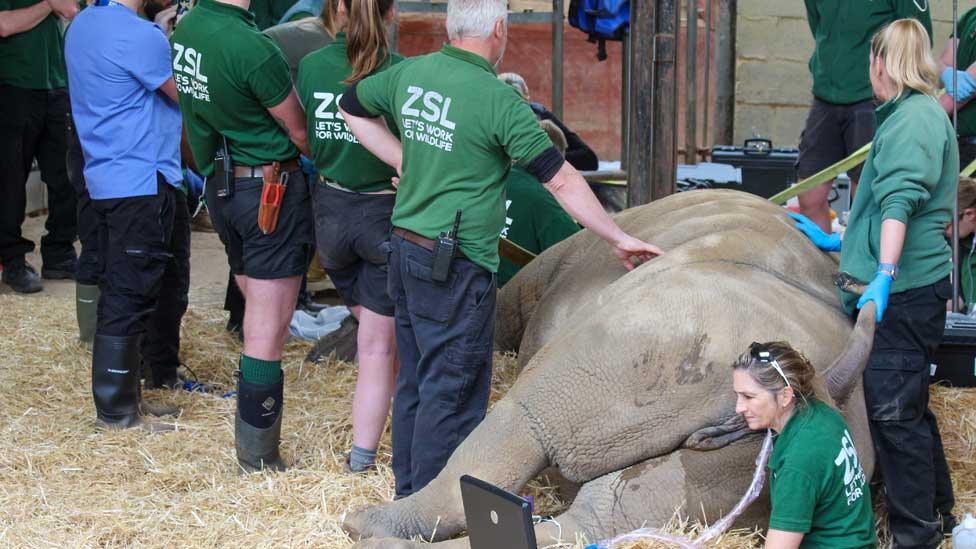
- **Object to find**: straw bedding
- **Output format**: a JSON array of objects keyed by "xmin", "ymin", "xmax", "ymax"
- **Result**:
[{"xmin": 0, "ymin": 294, "xmax": 972, "ymax": 548}]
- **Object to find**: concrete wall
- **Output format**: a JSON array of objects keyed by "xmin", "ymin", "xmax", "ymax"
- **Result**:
[{"xmin": 734, "ymin": 1, "xmax": 956, "ymax": 148}]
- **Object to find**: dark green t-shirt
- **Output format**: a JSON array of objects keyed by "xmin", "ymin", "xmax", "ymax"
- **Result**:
[
  {"xmin": 248, "ymin": 0, "xmax": 296, "ymax": 30},
  {"xmin": 297, "ymin": 32, "xmax": 401, "ymax": 192},
  {"xmin": 170, "ymin": 0, "xmax": 297, "ymax": 176},
  {"xmin": 0, "ymin": 0, "xmax": 67, "ymax": 89},
  {"xmin": 498, "ymin": 166, "xmax": 579, "ymax": 287},
  {"xmin": 953, "ymin": 7, "xmax": 976, "ymax": 137},
  {"xmin": 838, "ymin": 92, "xmax": 957, "ymax": 313},
  {"xmin": 355, "ymin": 44, "xmax": 553, "ymax": 272},
  {"xmin": 768, "ymin": 400, "xmax": 876, "ymax": 549},
  {"xmin": 804, "ymin": 0, "xmax": 931, "ymax": 105}
]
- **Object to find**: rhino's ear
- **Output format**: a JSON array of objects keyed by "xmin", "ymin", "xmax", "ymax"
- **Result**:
[{"xmin": 824, "ymin": 302, "xmax": 877, "ymax": 407}]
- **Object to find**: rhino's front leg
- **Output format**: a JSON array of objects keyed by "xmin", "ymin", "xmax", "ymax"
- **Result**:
[
  {"xmin": 343, "ymin": 398, "xmax": 548, "ymax": 541},
  {"xmin": 352, "ymin": 438, "xmax": 765, "ymax": 549}
]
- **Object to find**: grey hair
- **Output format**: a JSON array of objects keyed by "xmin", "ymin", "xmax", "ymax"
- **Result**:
[
  {"xmin": 498, "ymin": 72, "xmax": 529, "ymax": 99},
  {"xmin": 447, "ymin": 0, "xmax": 507, "ymax": 41}
]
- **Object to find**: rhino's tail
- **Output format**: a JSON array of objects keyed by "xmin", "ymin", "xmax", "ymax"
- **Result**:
[{"xmin": 824, "ymin": 302, "xmax": 877, "ymax": 407}]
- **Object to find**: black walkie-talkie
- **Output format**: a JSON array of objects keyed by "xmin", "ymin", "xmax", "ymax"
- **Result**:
[
  {"xmin": 431, "ymin": 209, "xmax": 461, "ymax": 282},
  {"xmin": 215, "ymin": 136, "xmax": 234, "ymax": 198}
]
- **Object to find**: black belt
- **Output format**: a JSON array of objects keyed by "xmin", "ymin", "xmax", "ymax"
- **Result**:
[{"xmin": 392, "ymin": 227, "xmax": 466, "ymax": 259}]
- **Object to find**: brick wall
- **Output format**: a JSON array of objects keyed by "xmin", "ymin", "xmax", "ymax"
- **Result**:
[{"xmin": 735, "ymin": 1, "xmax": 956, "ymax": 148}]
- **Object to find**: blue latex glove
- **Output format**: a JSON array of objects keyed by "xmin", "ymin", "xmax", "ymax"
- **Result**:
[
  {"xmin": 299, "ymin": 155, "xmax": 317, "ymax": 178},
  {"xmin": 941, "ymin": 67, "xmax": 976, "ymax": 102},
  {"xmin": 787, "ymin": 212, "xmax": 842, "ymax": 252},
  {"xmin": 857, "ymin": 271, "xmax": 893, "ymax": 322}
]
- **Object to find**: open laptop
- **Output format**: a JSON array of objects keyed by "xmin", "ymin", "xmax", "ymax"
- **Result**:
[{"xmin": 460, "ymin": 475, "xmax": 538, "ymax": 549}]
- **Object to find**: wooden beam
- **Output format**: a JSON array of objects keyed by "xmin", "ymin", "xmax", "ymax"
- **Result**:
[{"xmin": 627, "ymin": 0, "xmax": 679, "ymax": 206}]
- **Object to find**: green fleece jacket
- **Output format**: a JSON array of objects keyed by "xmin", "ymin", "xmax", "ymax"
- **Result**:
[{"xmin": 838, "ymin": 91, "xmax": 958, "ymax": 313}]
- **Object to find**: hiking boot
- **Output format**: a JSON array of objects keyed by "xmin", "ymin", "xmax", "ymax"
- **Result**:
[{"xmin": 2, "ymin": 259, "xmax": 42, "ymax": 294}]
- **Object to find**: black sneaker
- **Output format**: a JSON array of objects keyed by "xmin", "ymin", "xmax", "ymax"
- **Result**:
[
  {"xmin": 2, "ymin": 260, "xmax": 43, "ymax": 294},
  {"xmin": 41, "ymin": 256, "xmax": 78, "ymax": 280}
]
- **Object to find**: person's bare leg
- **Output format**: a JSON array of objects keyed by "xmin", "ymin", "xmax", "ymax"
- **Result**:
[
  {"xmin": 351, "ymin": 307, "xmax": 398, "ymax": 459},
  {"xmin": 797, "ymin": 180, "xmax": 834, "ymax": 233},
  {"xmin": 237, "ymin": 274, "xmax": 302, "ymax": 360}
]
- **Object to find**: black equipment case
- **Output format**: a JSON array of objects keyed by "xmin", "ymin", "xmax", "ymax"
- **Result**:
[
  {"xmin": 710, "ymin": 138, "xmax": 799, "ymax": 198},
  {"xmin": 932, "ymin": 316, "xmax": 976, "ymax": 387}
]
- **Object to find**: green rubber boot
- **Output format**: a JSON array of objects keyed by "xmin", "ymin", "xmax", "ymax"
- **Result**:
[{"xmin": 76, "ymin": 283, "xmax": 99, "ymax": 351}]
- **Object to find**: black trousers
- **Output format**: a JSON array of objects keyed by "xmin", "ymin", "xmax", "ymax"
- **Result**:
[
  {"xmin": 388, "ymin": 233, "xmax": 496, "ymax": 497},
  {"xmin": 65, "ymin": 112, "xmax": 99, "ymax": 285},
  {"xmin": 93, "ymin": 179, "xmax": 190, "ymax": 385},
  {"xmin": 0, "ymin": 84, "xmax": 76, "ymax": 264},
  {"xmin": 864, "ymin": 277, "xmax": 954, "ymax": 548}
]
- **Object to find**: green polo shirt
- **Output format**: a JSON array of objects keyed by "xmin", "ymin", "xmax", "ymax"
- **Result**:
[
  {"xmin": 498, "ymin": 167, "xmax": 579, "ymax": 287},
  {"xmin": 296, "ymin": 32, "xmax": 401, "ymax": 192},
  {"xmin": 768, "ymin": 400, "xmax": 876, "ymax": 548},
  {"xmin": 354, "ymin": 44, "xmax": 553, "ymax": 272},
  {"xmin": 838, "ymin": 91, "xmax": 957, "ymax": 313},
  {"xmin": 0, "ymin": 0, "xmax": 67, "ymax": 89},
  {"xmin": 804, "ymin": 0, "xmax": 931, "ymax": 105},
  {"xmin": 953, "ymin": 7, "xmax": 976, "ymax": 137},
  {"xmin": 170, "ymin": 0, "xmax": 297, "ymax": 176}
]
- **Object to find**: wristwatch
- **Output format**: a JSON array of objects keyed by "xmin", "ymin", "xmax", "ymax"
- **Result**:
[{"xmin": 877, "ymin": 262, "xmax": 898, "ymax": 279}]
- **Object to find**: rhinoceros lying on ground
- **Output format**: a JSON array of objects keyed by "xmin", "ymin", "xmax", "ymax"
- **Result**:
[{"xmin": 343, "ymin": 190, "xmax": 876, "ymax": 548}]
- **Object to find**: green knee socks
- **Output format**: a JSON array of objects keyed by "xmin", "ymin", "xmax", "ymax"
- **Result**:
[{"xmin": 240, "ymin": 354, "xmax": 282, "ymax": 385}]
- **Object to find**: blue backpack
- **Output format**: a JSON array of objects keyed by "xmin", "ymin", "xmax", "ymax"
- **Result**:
[{"xmin": 568, "ymin": 0, "xmax": 630, "ymax": 61}]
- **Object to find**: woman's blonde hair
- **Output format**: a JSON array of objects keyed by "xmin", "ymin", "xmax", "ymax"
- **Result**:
[
  {"xmin": 870, "ymin": 18, "xmax": 940, "ymax": 100},
  {"xmin": 731, "ymin": 341, "xmax": 817, "ymax": 407}
]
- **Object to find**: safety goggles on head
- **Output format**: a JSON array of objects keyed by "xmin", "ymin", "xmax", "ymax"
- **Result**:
[{"xmin": 749, "ymin": 342, "xmax": 792, "ymax": 390}]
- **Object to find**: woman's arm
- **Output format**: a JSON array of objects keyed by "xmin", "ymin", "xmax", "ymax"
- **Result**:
[{"xmin": 765, "ymin": 529, "xmax": 805, "ymax": 549}]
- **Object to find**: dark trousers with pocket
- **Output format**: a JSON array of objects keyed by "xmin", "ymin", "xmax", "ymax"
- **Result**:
[
  {"xmin": 864, "ymin": 277, "xmax": 954, "ymax": 549},
  {"xmin": 388, "ymin": 233, "xmax": 497, "ymax": 497},
  {"xmin": 93, "ymin": 178, "xmax": 190, "ymax": 383},
  {"xmin": 66, "ymin": 112, "xmax": 100, "ymax": 285},
  {"xmin": 0, "ymin": 84, "xmax": 76, "ymax": 264}
]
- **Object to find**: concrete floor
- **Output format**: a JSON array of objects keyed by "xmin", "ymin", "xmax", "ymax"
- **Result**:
[{"xmin": 2, "ymin": 211, "xmax": 231, "ymax": 306}]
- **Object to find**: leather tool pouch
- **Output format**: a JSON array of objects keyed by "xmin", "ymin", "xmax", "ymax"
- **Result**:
[{"xmin": 257, "ymin": 161, "xmax": 287, "ymax": 235}]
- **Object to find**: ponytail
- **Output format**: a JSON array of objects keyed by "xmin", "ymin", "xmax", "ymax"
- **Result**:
[
  {"xmin": 870, "ymin": 19, "xmax": 940, "ymax": 100},
  {"xmin": 320, "ymin": 0, "xmax": 338, "ymax": 38},
  {"xmin": 343, "ymin": 0, "xmax": 395, "ymax": 84}
]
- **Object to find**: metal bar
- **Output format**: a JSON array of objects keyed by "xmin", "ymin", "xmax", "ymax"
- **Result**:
[
  {"xmin": 702, "ymin": 0, "xmax": 712, "ymax": 156},
  {"xmin": 628, "ymin": 0, "xmax": 679, "ymax": 206},
  {"xmin": 953, "ymin": 0, "xmax": 961, "ymax": 312},
  {"xmin": 621, "ymin": 30, "xmax": 631, "ymax": 168},
  {"xmin": 685, "ymin": 0, "xmax": 697, "ymax": 164},
  {"xmin": 552, "ymin": 0, "xmax": 565, "ymax": 119},
  {"xmin": 713, "ymin": 0, "xmax": 735, "ymax": 146}
]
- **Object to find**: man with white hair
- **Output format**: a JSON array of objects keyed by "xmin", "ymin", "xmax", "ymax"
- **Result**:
[{"xmin": 339, "ymin": 0, "xmax": 662, "ymax": 496}]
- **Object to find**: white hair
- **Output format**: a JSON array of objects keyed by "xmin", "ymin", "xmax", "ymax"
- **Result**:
[{"xmin": 446, "ymin": 0, "xmax": 507, "ymax": 41}]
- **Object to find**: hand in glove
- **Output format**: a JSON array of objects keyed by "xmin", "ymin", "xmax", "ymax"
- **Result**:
[
  {"xmin": 857, "ymin": 270, "xmax": 893, "ymax": 322},
  {"xmin": 787, "ymin": 212, "xmax": 842, "ymax": 252},
  {"xmin": 941, "ymin": 67, "xmax": 976, "ymax": 102}
]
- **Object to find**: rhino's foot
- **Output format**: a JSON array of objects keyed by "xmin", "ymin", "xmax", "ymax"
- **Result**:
[{"xmin": 344, "ymin": 501, "xmax": 438, "ymax": 541}]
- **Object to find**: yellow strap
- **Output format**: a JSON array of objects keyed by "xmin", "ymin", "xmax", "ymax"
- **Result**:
[
  {"xmin": 767, "ymin": 142, "xmax": 872, "ymax": 205},
  {"xmin": 962, "ymin": 157, "xmax": 976, "ymax": 178},
  {"xmin": 499, "ymin": 236, "xmax": 536, "ymax": 266}
]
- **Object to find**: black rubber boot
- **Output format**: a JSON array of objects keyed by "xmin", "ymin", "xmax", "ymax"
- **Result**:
[
  {"xmin": 235, "ymin": 374, "xmax": 287, "ymax": 473},
  {"xmin": 76, "ymin": 283, "xmax": 99, "ymax": 351},
  {"xmin": 92, "ymin": 334, "xmax": 174, "ymax": 431}
]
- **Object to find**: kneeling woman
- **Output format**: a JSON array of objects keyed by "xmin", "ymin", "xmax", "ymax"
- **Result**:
[{"xmin": 732, "ymin": 342, "xmax": 875, "ymax": 549}]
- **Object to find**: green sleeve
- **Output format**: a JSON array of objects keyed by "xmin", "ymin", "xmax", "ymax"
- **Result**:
[
  {"xmin": 246, "ymin": 48, "xmax": 293, "ymax": 109},
  {"xmin": 355, "ymin": 66, "xmax": 398, "ymax": 117},
  {"xmin": 870, "ymin": 111, "xmax": 940, "ymax": 224},
  {"xmin": 804, "ymin": 0, "xmax": 819, "ymax": 39},
  {"xmin": 894, "ymin": 0, "xmax": 933, "ymax": 45},
  {"xmin": 768, "ymin": 467, "xmax": 818, "ymax": 533},
  {"xmin": 494, "ymin": 88, "xmax": 553, "ymax": 166}
]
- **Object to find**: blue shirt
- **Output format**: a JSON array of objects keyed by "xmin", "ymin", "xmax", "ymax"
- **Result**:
[{"xmin": 64, "ymin": 3, "xmax": 182, "ymax": 200}]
